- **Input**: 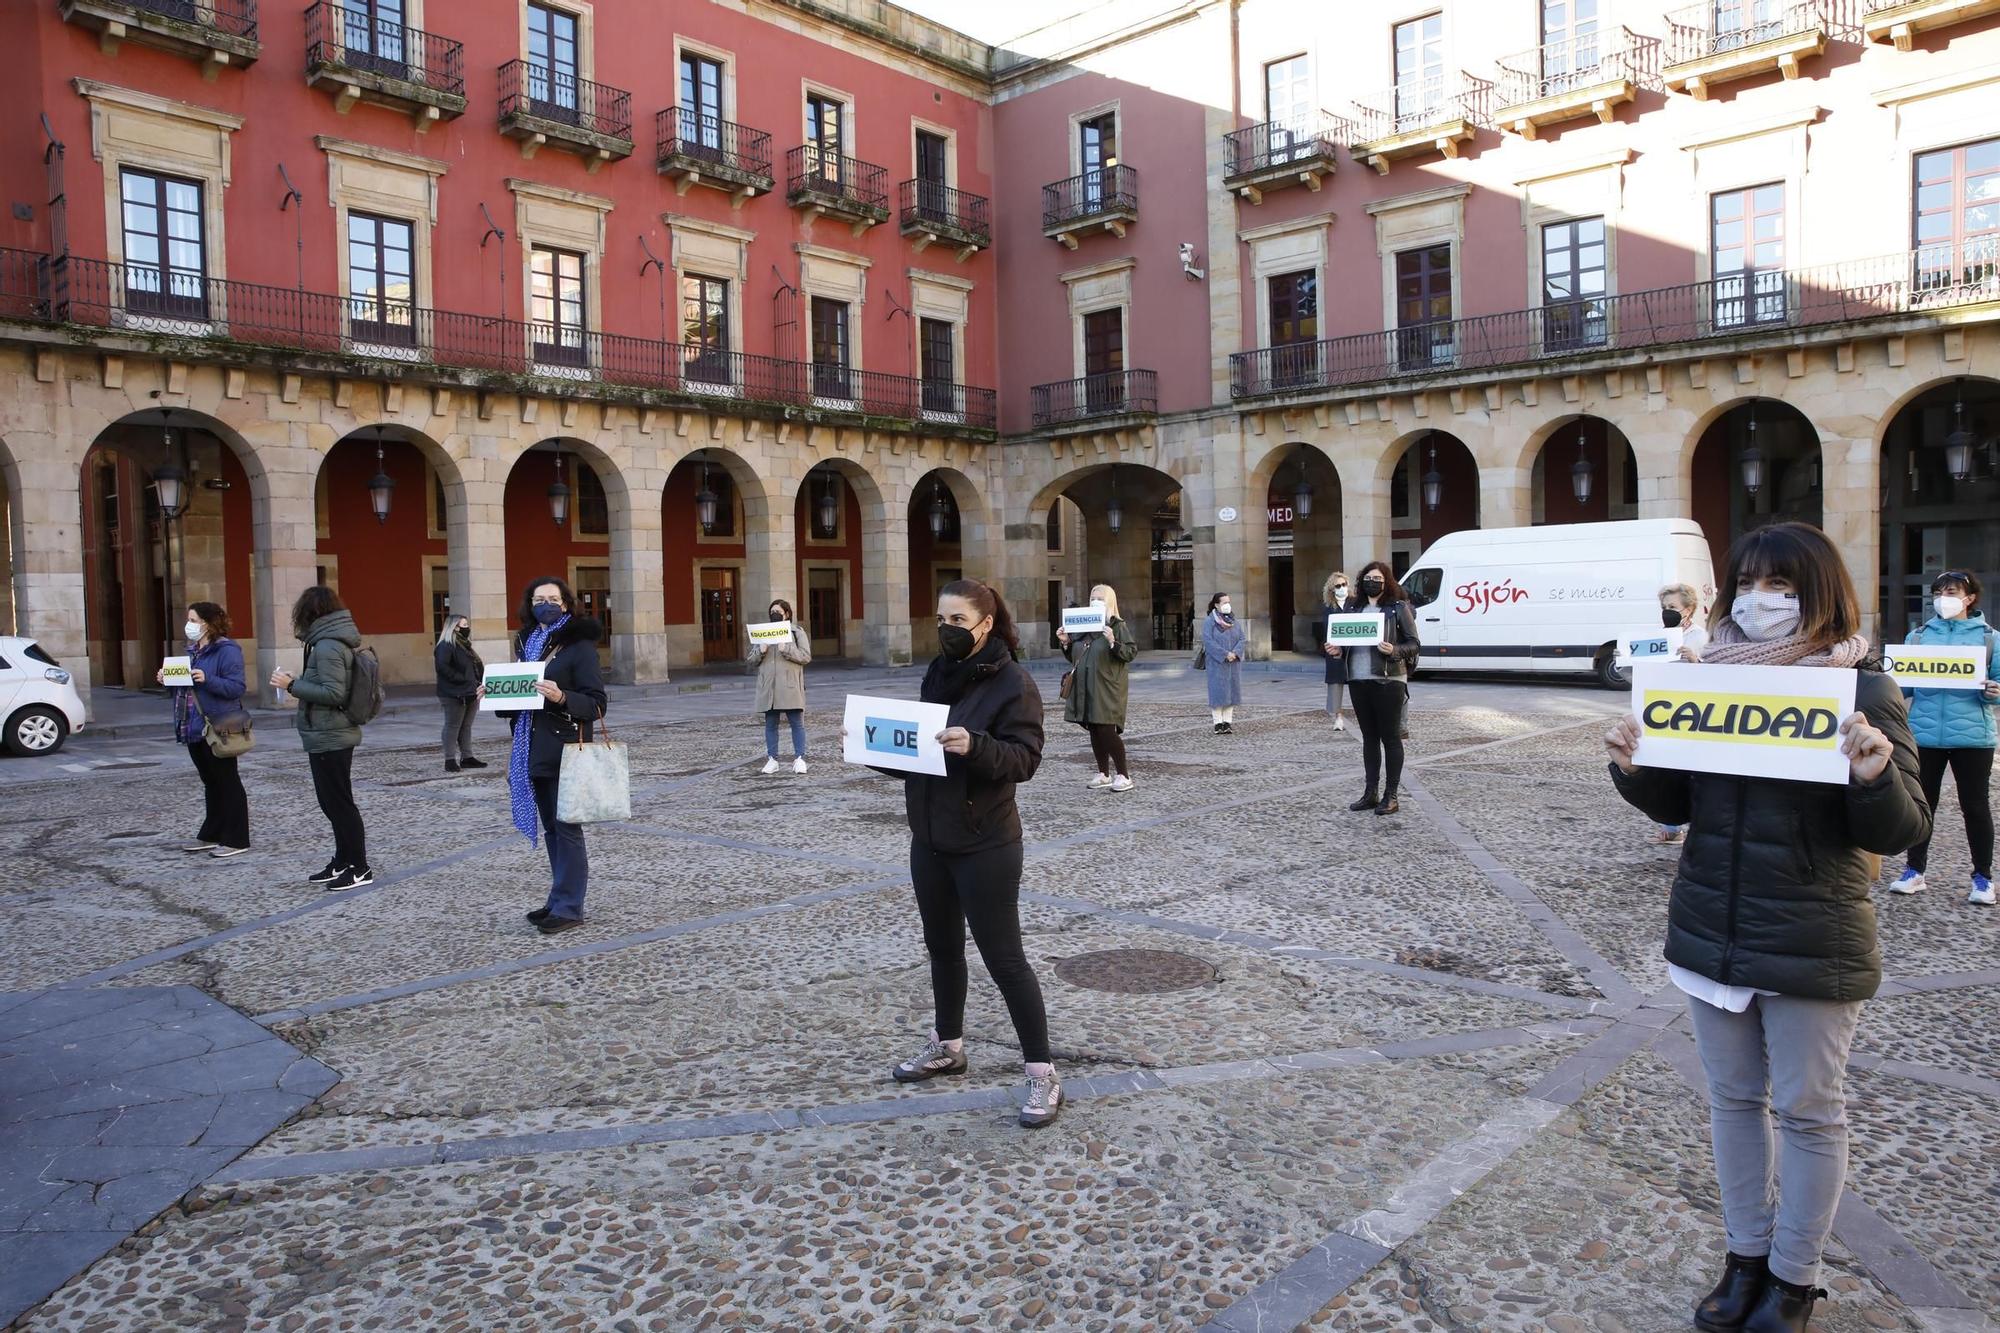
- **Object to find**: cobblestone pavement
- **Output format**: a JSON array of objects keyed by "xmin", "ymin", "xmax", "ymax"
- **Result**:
[{"xmin": 2, "ymin": 670, "xmax": 1995, "ymax": 1332}]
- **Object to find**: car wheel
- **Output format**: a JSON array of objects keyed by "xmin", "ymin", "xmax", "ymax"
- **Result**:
[
  {"xmin": 1595, "ymin": 650, "xmax": 1630, "ymax": 690},
  {"xmin": 6, "ymin": 705, "xmax": 68, "ymax": 756}
]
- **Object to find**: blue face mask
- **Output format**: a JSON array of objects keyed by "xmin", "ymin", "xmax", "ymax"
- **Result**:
[{"xmin": 532, "ymin": 603, "xmax": 566, "ymax": 627}]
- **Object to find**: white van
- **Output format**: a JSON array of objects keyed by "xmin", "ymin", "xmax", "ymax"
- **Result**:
[{"xmin": 1398, "ymin": 519, "xmax": 1716, "ymax": 687}]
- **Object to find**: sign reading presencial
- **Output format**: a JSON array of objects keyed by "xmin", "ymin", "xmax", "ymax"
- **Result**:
[
  {"xmin": 1883, "ymin": 642, "xmax": 1989, "ymax": 691},
  {"xmin": 1061, "ymin": 603, "xmax": 1108, "ymax": 635},
  {"xmin": 746, "ymin": 620, "xmax": 795, "ymax": 646},
  {"xmin": 842, "ymin": 694, "xmax": 949, "ymax": 775},
  {"xmin": 1631, "ymin": 662, "xmax": 1857, "ymax": 786},
  {"xmin": 1324, "ymin": 612, "xmax": 1387, "ymax": 646},
  {"xmin": 480, "ymin": 661, "xmax": 547, "ymax": 712},
  {"xmin": 160, "ymin": 656, "xmax": 194, "ymax": 688},
  {"xmin": 1621, "ymin": 627, "xmax": 1684, "ymax": 662}
]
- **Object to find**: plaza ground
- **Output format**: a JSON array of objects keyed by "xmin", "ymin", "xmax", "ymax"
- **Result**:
[{"xmin": 1, "ymin": 663, "xmax": 1994, "ymax": 1332}]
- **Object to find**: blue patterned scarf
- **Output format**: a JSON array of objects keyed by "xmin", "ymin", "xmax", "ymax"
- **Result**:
[{"xmin": 508, "ymin": 614, "xmax": 568, "ymax": 844}]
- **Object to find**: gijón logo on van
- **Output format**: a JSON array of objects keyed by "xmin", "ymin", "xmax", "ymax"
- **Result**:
[
  {"xmin": 1640, "ymin": 690, "xmax": 1842, "ymax": 749},
  {"xmin": 1454, "ymin": 580, "xmax": 1529, "ymax": 615}
]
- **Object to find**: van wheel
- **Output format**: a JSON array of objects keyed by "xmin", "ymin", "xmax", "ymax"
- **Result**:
[
  {"xmin": 5, "ymin": 705, "xmax": 68, "ymax": 756},
  {"xmin": 1595, "ymin": 650, "xmax": 1629, "ymax": 690}
]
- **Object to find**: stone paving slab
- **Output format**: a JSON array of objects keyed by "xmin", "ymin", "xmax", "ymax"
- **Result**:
[{"xmin": 0, "ymin": 987, "xmax": 334, "ymax": 1327}]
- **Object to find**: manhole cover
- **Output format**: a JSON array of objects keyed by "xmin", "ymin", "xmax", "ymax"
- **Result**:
[{"xmin": 1054, "ymin": 949, "xmax": 1217, "ymax": 994}]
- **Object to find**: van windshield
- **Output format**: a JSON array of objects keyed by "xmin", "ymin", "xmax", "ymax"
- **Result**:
[{"xmin": 1404, "ymin": 568, "xmax": 1440, "ymax": 608}]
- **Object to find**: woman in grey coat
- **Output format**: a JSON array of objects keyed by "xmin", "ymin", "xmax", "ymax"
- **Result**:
[
  {"xmin": 751, "ymin": 597, "xmax": 812, "ymax": 774},
  {"xmin": 1201, "ymin": 592, "xmax": 1245, "ymax": 734}
]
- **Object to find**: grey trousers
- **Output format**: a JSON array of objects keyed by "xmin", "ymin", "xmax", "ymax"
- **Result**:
[
  {"xmin": 440, "ymin": 696, "xmax": 477, "ymax": 761},
  {"xmin": 1325, "ymin": 682, "xmax": 1346, "ymax": 717},
  {"xmin": 1686, "ymin": 991, "xmax": 1864, "ymax": 1286}
]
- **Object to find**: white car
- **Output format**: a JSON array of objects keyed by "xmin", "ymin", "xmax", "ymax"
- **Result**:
[{"xmin": 0, "ymin": 635, "xmax": 87, "ymax": 755}]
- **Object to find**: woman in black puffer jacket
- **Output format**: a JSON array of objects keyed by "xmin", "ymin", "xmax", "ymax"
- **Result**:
[{"xmin": 1605, "ymin": 523, "xmax": 1929, "ymax": 1333}]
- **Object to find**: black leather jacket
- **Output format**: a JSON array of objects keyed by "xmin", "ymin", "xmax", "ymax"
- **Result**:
[
  {"xmin": 503, "ymin": 616, "xmax": 608, "ymax": 780},
  {"xmin": 896, "ymin": 649, "xmax": 1044, "ymax": 854},
  {"xmin": 1610, "ymin": 670, "xmax": 1930, "ymax": 1002}
]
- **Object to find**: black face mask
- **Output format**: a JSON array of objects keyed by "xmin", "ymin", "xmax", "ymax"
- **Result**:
[
  {"xmin": 1361, "ymin": 579, "xmax": 1384, "ymax": 595},
  {"xmin": 938, "ymin": 624, "xmax": 979, "ymax": 661},
  {"xmin": 454, "ymin": 627, "xmax": 471, "ymax": 643},
  {"xmin": 1661, "ymin": 607, "xmax": 1684, "ymax": 629}
]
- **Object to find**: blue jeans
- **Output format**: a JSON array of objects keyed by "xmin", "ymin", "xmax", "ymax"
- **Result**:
[
  {"xmin": 531, "ymin": 774, "xmax": 589, "ymax": 920},
  {"xmin": 764, "ymin": 709, "xmax": 806, "ymax": 759}
]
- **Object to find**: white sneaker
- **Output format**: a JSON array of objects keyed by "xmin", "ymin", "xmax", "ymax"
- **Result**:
[
  {"xmin": 1108, "ymin": 775, "xmax": 1134, "ymax": 793},
  {"xmin": 1888, "ymin": 867, "xmax": 1927, "ymax": 895},
  {"xmin": 792, "ymin": 756, "xmax": 808, "ymax": 774},
  {"xmin": 761, "ymin": 757, "xmax": 779, "ymax": 775},
  {"xmin": 1333, "ymin": 717, "xmax": 1347, "ymax": 731},
  {"xmin": 1087, "ymin": 772, "xmax": 1113, "ymax": 789},
  {"xmin": 1970, "ymin": 875, "xmax": 1995, "ymax": 907}
]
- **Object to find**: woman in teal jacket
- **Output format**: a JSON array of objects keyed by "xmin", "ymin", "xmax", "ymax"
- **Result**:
[{"xmin": 1891, "ymin": 569, "xmax": 2000, "ymax": 906}]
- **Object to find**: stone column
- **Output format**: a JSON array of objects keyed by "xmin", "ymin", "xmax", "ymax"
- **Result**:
[
  {"xmin": 1479, "ymin": 460, "xmax": 1533, "ymax": 530},
  {"xmin": 0, "ymin": 477, "xmax": 14, "ymax": 634},
  {"xmin": 609, "ymin": 469, "xmax": 668, "ymax": 683},
  {"xmin": 1192, "ymin": 417, "xmax": 1249, "ymax": 654},
  {"xmin": 452, "ymin": 448, "xmax": 512, "ymax": 671},
  {"xmin": 236, "ymin": 418, "xmax": 321, "ymax": 709},
  {"xmin": 861, "ymin": 488, "xmax": 913, "ymax": 667},
  {"xmin": 6, "ymin": 429, "xmax": 91, "ymax": 704},
  {"xmin": 1628, "ymin": 421, "xmax": 1691, "ymax": 521},
  {"xmin": 1339, "ymin": 456, "xmax": 1391, "ymax": 576},
  {"xmin": 1820, "ymin": 434, "xmax": 1882, "ymax": 638},
  {"xmin": 742, "ymin": 475, "xmax": 798, "ymax": 656}
]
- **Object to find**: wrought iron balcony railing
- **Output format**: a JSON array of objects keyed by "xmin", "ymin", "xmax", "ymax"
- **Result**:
[
  {"xmin": 1030, "ymin": 369, "xmax": 1159, "ymax": 427},
  {"xmin": 305, "ymin": 2, "xmax": 464, "ymax": 98},
  {"xmin": 785, "ymin": 146, "xmax": 891, "ymax": 219},
  {"xmin": 1042, "ymin": 165, "xmax": 1139, "ymax": 232},
  {"xmin": 1224, "ymin": 115, "xmax": 1349, "ymax": 180},
  {"xmin": 7, "ymin": 252, "xmax": 995, "ymax": 430},
  {"xmin": 81, "ymin": 0, "xmax": 258, "ymax": 39},
  {"xmin": 497, "ymin": 58, "xmax": 632, "ymax": 144},
  {"xmin": 1229, "ymin": 242, "xmax": 2000, "ymax": 399},
  {"xmin": 1664, "ymin": 0, "xmax": 1841, "ymax": 65},
  {"xmin": 1350, "ymin": 74, "xmax": 1492, "ymax": 143},
  {"xmin": 655, "ymin": 107, "xmax": 773, "ymax": 186},
  {"xmin": 1495, "ymin": 29, "xmax": 1646, "ymax": 108},
  {"xmin": 897, "ymin": 180, "xmax": 991, "ymax": 248}
]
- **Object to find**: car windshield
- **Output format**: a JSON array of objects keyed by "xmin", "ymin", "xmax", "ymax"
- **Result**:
[{"xmin": 22, "ymin": 643, "xmax": 59, "ymax": 666}]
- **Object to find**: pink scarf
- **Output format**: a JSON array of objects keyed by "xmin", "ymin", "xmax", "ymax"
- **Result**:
[{"xmin": 1701, "ymin": 618, "xmax": 1871, "ymax": 668}]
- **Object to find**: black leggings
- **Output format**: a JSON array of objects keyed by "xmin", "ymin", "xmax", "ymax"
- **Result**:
[
  {"xmin": 1085, "ymin": 723, "xmax": 1128, "ymax": 777},
  {"xmin": 910, "ymin": 839, "xmax": 1051, "ymax": 1064},
  {"xmin": 1349, "ymin": 679, "xmax": 1408, "ymax": 797},
  {"xmin": 308, "ymin": 747, "xmax": 368, "ymax": 872},
  {"xmin": 187, "ymin": 741, "xmax": 249, "ymax": 850},
  {"xmin": 1908, "ymin": 746, "xmax": 1994, "ymax": 879}
]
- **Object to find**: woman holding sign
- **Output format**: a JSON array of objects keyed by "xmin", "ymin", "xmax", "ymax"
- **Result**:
[
  {"xmin": 748, "ymin": 598, "xmax": 812, "ymax": 775},
  {"xmin": 1891, "ymin": 569, "xmax": 2000, "ymax": 906},
  {"xmin": 1058, "ymin": 583, "xmax": 1138, "ymax": 792},
  {"xmin": 495, "ymin": 578, "xmax": 607, "ymax": 936},
  {"xmin": 1341, "ymin": 562, "xmax": 1420, "ymax": 816},
  {"xmin": 1605, "ymin": 523, "xmax": 1929, "ymax": 1333},
  {"xmin": 160, "ymin": 601, "xmax": 251, "ymax": 858},
  {"xmin": 874, "ymin": 579, "xmax": 1059, "ymax": 1129},
  {"xmin": 1202, "ymin": 593, "xmax": 1245, "ymax": 734}
]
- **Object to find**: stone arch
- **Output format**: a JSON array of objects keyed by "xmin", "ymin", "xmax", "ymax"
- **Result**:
[
  {"xmin": 1244, "ymin": 441, "xmax": 1344, "ymax": 654},
  {"xmin": 793, "ymin": 454, "xmax": 891, "ymax": 662},
  {"xmin": 907, "ymin": 467, "xmax": 998, "ymax": 659},
  {"xmin": 1686, "ymin": 398, "xmax": 1824, "ymax": 577},
  {"xmin": 501, "ymin": 435, "xmax": 636, "ymax": 677},
  {"xmin": 1520, "ymin": 414, "xmax": 1640, "ymax": 527},
  {"xmin": 1024, "ymin": 460, "xmax": 1187, "ymax": 652},
  {"xmin": 660, "ymin": 445, "xmax": 775, "ymax": 669},
  {"xmin": 1876, "ymin": 374, "xmax": 2000, "ymax": 633},
  {"xmin": 0, "ymin": 431, "xmax": 21, "ymax": 636},
  {"xmin": 1378, "ymin": 428, "xmax": 1480, "ymax": 572}
]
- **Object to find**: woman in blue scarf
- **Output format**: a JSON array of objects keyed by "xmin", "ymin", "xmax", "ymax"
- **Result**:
[{"xmin": 488, "ymin": 577, "xmax": 606, "ymax": 934}]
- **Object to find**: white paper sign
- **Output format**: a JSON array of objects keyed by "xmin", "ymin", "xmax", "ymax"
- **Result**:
[
  {"xmin": 1884, "ymin": 643, "xmax": 1989, "ymax": 692},
  {"xmin": 1061, "ymin": 603, "xmax": 1108, "ymax": 635},
  {"xmin": 746, "ymin": 620, "xmax": 795, "ymax": 646},
  {"xmin": 843, "ymin": 694, "xmax": 950, "ymax": 776},
  {"xmin": 481, "ymin": 661, "xmax": 547, "ymax": 712},
  {"xmin": 160, "ymin": 656, "xmax": 193, "ymax": 688},
  {"xmin": 1324, "ymin": 612, "xmax": 1387, "ymax": 646},
  {"xmin": 1631, "ymin": 662, "xmax": 1858, "ymax": 786},
  {"xmin": 1621, "ymin": 627, "xmax": 1684, "ymax": 663}
]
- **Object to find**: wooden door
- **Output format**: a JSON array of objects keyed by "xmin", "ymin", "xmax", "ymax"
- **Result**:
[
  {"xmin": 806, "ymin": 567, "xmax": 843, "ymax": 658},
  {"xmin": 700, "ymin": 567, "xmax": 738, "ymax": 662}
]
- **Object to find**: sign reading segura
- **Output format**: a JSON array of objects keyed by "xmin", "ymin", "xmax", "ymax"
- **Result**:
[
  {"xmin": 1324, "ymin": 612, "xmax": 1387, "ymax": 645},
  {"xmin": 841, "ymin": 693, "xmax": 950, "ymax": 776},
  {"xmin": 1883, "ymin": 642, "xmax": 1989, "ymax": 691},
  {"xmin": 480, "ymin": 661, "xmax": 547, "ymax": 712},
  {"xmin": 1631, "ymin": 662, "xmax": 1856, "ymax": 785}
]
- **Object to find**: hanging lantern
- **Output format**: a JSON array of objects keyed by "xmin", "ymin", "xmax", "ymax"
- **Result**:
[
  {"xmin": 1740, "ymin": 415, "xmax": 1765, "ymax": 496},
  {"xmin": 816, "ymin": 471, "xmax": 840, "ymax": 537},
  {"xmin": 546, "ymin": 451, "xmax": 571, "ymax": 527},
  {"xmin": 927, "ymin": 479, "xmax": 951, "ymax": 539},
  {"xmin": 152, "ymin": 411, "xmax": 188, "ymax": 519},
  {"xmin": 1943, "ymin": 382, "xmax": 1975, "ymax": 483},
  {"xmin": 1294, "ymin": 467, "xmax": 1314, "ymax": 520},
  {"xmin": 1105, "ymin": 467, "xmax": 1123, "ymax": 535},
  {"xmin": 367, "ymin": 429, "xmax": 397, "ymax": 524},
  {"xmin": 1570, "ymin": 427, "xmax": 1594, "ymax": 506},
  {"xmin": 1421, "ymin": 440, "xmax": 1442, "ymax": 513},
  {"xmin": 694, "ymin": 459, "xmax": 719, "ymax": 533}
]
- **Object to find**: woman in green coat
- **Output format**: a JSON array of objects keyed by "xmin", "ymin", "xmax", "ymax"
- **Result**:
[
  {"xmin": 268, "ymin": 585, "xmax": 370, "ymax": 891},
  {"xmin": 1058, "ymin": 582, "xmax": 1139, "ymax": 792}
]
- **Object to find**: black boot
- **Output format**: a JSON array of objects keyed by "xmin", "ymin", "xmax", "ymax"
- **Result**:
[
  {"xmin": 445, "ymin": 759, "xmax": 460, "ymax": 773},
  {"xmin": 1694, "ymin": 1253, "xmax": 1768, "ymax": 1332},
  {"xmin": 1375, "ymin": 795, "xmax": 1400, "ymax": 816},
  {"xmin": 1349, "ymin": 789, "xmax": 1379, "ymax": 812},
  {"xmin": 1740, "ymin": 1276, "xmax": 1826, "ymax": 1333}
]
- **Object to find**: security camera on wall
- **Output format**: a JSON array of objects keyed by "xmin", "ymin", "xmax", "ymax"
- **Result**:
[{"xmin": 1179, "ymin": 243, "xmax": 1204, "ymax": 282}]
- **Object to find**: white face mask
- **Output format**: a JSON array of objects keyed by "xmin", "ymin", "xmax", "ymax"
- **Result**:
[
  {"xmin": 1216, "ymin": 603, "xmax": 1232, "ymax": 617},
  {"xmin": 184, "ymin": 620, "xmax": 204, "ymax": 642},
  {"xmin": 1731, "ymin": 590, "xmax": 1801, "ymax": 642},
  {"xmin": 1935, "ymin": 594, "xmax": 1968, "ymax": 620}
]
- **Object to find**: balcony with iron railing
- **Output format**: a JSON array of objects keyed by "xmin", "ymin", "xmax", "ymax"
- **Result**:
[
  {"xmin": 1348, "ymin": 75, "xmax": 1491, "ymax": 174},
  {"xmin": 59, "ymin": 0, "xmax": 258, "ymax": 70},
  {"xmin": 304, "ymin": 2, "xmax": 465, "ymax": 127},
  {"xmin": 1494, "ymin": 29, "xmax": 1648, "ymax": 138},
  {"xmin": 1663, "ymin": 0, "xmax": 1842, "ymax": 98},
  {"xmin": 655, "ymin": 108, "xmax": 774, "ymax": 202},
  {"xmin": 497, "ymin": 59, "xmax": 633, "ymax": 169},
  {"xmin": 1862, "ymin": 0, "xmax": 2000, "ymax": 48},
  {"xmin": 1042, "ymin": 165, "xmax": 1139, "ymax": 249},
  {"xmin": 0, "ymin": 250, "xmax": 997, "ymax": 433},
  {"xmin": 898, "ymin": 180, "xmax": 991, "ymax": 257},
  {"xmin": 1229, "ymin": 242, "xmax": 2000, "ymax": 400},
  {"xmin": 785, "ymin": 146, "xmax": 891, "ymax": 233},
  {"xmin": 1030, "ymin": 369, "xmax": 1159, "ymax": 429},
  {"xmin": 1222, "ymin": 115, "xmax": 1350, "ymax": 203}
]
